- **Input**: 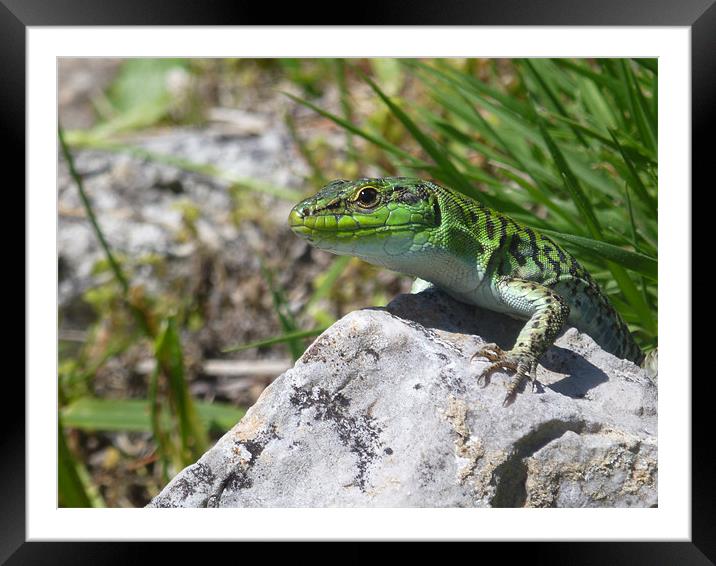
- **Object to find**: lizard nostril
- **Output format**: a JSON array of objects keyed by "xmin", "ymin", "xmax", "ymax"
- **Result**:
[{"xmin": 288, "ymin": 206, "xmax": 306, "ymax": 228}]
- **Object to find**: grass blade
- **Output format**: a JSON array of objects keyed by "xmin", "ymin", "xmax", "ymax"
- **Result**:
[
  {"xmin": 154, "ymin": 317, "xmax": 209, "ymax": 460},
  {"xmin": 618, "ymin": 59, "xmax": 657, "ymax": 153},
  {"xmin": 222, "ymin": 326, "xmax": 330, "ymax": 354},
  {"xmin": 61, "ymin": 398, "xmax": 246, "ymax": 433},
  {"xmin": 535, "ymin": 117, "xmax": 602, "ymax": 239},
  {"xmin": 553, "ymin": 59, "xmax": 625, "ymax": 99},
  {"xmin": 335, "ymin": 59, "xmax": 357, "ymax": 160},
  {"xmin": 520, "ymin": 59, "xmax": 589, "ymax": 148},
  {"xmin": 408, "ymin": 60, "xmax": 534, "ymax": 123},
  {"xmin": 283, "ymin": 91, "xmax": 426, "ymax": 167},
  {"xmin": 634, "ymin": 58, "xmax": 658, "ymax": 74},
  {"xmin": 539, "ymin": 229, "xmax": 657, "ymax": 280},
  {"xmin": 359, "ymin": 71, "xmax": 480, "ymax": 202},
  {"xmin": 285, "ymin": 110, "xmax": 328, "ymax": 186},
  {"xmin": 259, "ymin": 259, "xmax": 304, "ymax": 360},
  {"xmin": 607, "ymin": 129, "xmax": 657, "ymax": 213},
  {"xmin": 622, "ymin": 180, "xmax": 654, "ymax": 309},
  {"xmin": 59, "ymin": 126, "xmax": 155, "ymax": 336},
  {"xmin": 548, "ymin": 112, "xmax": 656, "ymax": 165},
  {"xmin": 58, "ymin": 421, "xmax": 94, "ymax": 508},
  {"xmin": 148, "ymin": 357, "xmax": 173, "ymax": 482},
  {"xmin": 304, "ymin": 256, "xmax": 353, "ymax": 312}
]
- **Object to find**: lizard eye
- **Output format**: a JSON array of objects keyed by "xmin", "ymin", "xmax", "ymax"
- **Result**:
[{"xmin": 356, "ymin": 187, "xmax": 379, "ymax": 208}]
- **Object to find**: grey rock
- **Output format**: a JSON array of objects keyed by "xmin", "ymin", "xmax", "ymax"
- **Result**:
[{"xmin": 148, "ymin": 289, "xmax": 657, "ymax": 508}]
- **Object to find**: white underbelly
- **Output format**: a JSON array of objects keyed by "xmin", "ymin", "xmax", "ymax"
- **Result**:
[{"xmin": 363, "ymin": 246, "xmax": 505, "ymax": 312}]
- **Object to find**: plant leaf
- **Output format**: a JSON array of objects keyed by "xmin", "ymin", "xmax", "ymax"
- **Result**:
[{"xmin": 540, "ymin": 229, "xmax": 657, "ymax": 280}]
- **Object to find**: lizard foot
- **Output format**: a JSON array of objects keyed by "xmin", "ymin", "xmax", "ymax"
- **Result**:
[{"xmin": 471, "ymin": 345, "xmax": 539, "ymax": 406}]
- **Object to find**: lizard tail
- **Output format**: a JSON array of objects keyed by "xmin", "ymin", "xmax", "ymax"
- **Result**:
[
  {"xmin": 579, "ymin": 291, "xmax": 644, "ymax": 365},
  {"xmin": 561, "ymin": 278, "xmax": 644, "ymax": 365}
]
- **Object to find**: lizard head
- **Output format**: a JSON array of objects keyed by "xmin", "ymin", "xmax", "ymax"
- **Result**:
[{"xmin": 288, "ymin": 177, "xmax": 442, "ymax": 258}]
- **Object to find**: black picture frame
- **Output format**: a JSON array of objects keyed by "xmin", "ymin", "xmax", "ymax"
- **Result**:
[{"xmin": 8, "ymin": 0, "xmax": 709, "ymax": 562}]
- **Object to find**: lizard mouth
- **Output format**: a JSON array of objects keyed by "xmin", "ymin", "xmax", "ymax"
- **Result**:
[
  {"xmin": 289, "ymin": 220, "xmax": 422, "ymax": 238},
  {"xmin": 289, "ymin": 207, "xmax": 425, "ymax": 237}
]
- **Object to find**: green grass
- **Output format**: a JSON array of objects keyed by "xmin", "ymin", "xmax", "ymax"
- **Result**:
[{"xmin": 61, "ymin": 398, "xmax": 245, "ymax": 433}]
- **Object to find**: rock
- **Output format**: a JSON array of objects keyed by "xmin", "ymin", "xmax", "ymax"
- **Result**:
[{"xmin": 147, "ymin": 289, "xmax": 657, "ymax": 508}]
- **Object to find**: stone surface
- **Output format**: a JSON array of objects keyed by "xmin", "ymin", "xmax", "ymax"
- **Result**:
[{"xmin": 148, "ymin": 289, "xmax": 657, "ymax": 508}]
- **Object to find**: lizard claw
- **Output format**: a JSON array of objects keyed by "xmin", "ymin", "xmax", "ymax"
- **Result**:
[
  {"xmin": 503, "ymin": 370, "xmax": 530, "ymax": 406},
  {"xmin": 502, "ymin": 372, "xmax": 540, "ymax": 407},
  {"xmin": 477, "ymin": 359, "xmax": 517, "ymax": 388},
  {"xmin": 502, "ymin": 389, "xmax": 518, "ymax": 407},
  {"xmin": 471, "ymin": 346, "xmax": 541, "ymax": 405},
  {"xmin": 472, "ymin": 343, "xmax": 513, "ymax": 388}
]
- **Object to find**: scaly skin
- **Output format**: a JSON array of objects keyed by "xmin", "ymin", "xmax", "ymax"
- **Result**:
[{"xmin": 289, "ymin": 177, "xmax": 644, "ymax": 406}]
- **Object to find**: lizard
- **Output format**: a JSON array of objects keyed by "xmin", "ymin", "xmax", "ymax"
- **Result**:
[{"xmin": 288, "ymin": 177, "xmax": 644, "ymax": 406}]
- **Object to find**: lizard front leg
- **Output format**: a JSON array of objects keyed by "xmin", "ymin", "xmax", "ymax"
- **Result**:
[{"xmin": 472, "ymin": 277, "xmax": 570, "ymax": 406}]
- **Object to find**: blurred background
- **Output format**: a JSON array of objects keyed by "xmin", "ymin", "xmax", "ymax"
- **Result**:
[{"xmin": 57, "ymin": 58, "xmax": 658, "ymax": 507}]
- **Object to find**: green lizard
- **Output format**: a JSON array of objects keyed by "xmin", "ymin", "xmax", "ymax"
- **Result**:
[{"xmin": 288, "ymin": 177, "xmax": 644, "ymax": 406}]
